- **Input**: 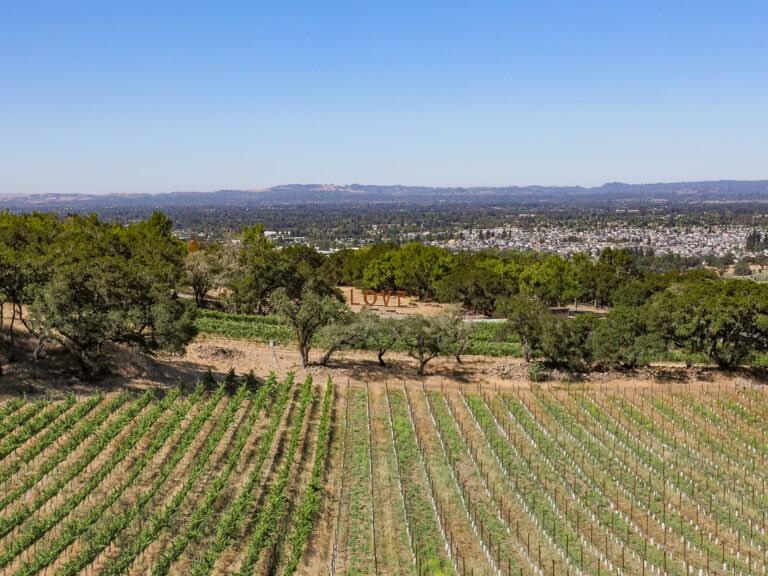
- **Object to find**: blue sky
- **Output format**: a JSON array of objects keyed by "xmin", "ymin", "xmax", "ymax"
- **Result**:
[{"xmin": 1, "ymin": 1, "xmax": 767, "ymax": 194}]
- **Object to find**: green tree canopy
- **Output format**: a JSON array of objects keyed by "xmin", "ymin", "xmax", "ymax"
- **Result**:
[
  {"xmin": 650, "ymin": 279, "xmax": 768, "ymax": 368},
  {"xmin": 393, "ymin": 314, "xmax": 445, "ymax": 375},
  {"xmin": 436, "ymin": 253, "xmax": 519, "ymax": 315},
  {"xmin": 434, "ymin": 310, "xmax": 474, "ymax": 364},
  {"xmin": 591, "ymin": 306, "xmax": 663, "ymax": 368},
  {"xmin": 226, "ymin": 225, "xmax": 288, "ymax": 314},
  {"xmin": 538, "ymin": 313, "xmax": 599, "ymax": 367},
  {"xmin": 498, "ymin": 294, "xmax": 550, "ymax": 362},
  {"xmin": 185, "ymin": 243, "xmax": 227, "ymax": 308},
  {"xmin": 27, "ymin": 213, "xmax": 196, "ymax": 377},
  {"xmin": 0, "ymin": 211, "xmax": 59, "ymax": 360},
  {"xmin": 391, "ymin": 243, "xmax": 453, "ymax": 301},
  {"xmin": 349, "ymin": 308, "xmax": 399, "ymax": 366},
  {"xmin": 519, "ymin": 255, "xmax": 576, "ymax": 306},
  {"xmin": 270, "ymin": 287, "xmax": 350, "ymax": 367}
]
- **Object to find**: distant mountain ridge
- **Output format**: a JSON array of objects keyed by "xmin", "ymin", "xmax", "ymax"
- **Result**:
[{"xmin": 3, "ymin": 180, "xmax": 768, "ymax": 211}]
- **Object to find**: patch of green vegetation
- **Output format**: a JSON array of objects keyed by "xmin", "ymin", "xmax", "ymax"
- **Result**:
[
  {"xmin": 198, "ymin": 310, "xmax": 522, "ymax": 358},
  {"xmin": 194, "ymin": 310, "xmax": 292, "ymax": 343}
]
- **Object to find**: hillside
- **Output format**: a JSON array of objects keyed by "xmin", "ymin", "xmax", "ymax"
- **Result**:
[
  {"xmin": 0, "ymin": 360, "xmax": 765, "ymax": 575},
  {"xmin": 4, "ymin": 180, "xmax": 768, "ymax": 213}
]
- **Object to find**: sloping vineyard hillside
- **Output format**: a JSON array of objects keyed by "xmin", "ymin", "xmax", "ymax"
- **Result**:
[
  {"xmin": 0, "ymin": 374, "xmax": 334, "ymax": 576},
  {"xmin": 1, "ymin": 378, "xmax": 766, "ymax": 575}
]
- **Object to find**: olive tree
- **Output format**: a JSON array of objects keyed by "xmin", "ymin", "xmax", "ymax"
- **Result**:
[
  {"xmin": 271, "ymin": 287, "xmax": 350, "ymax": 367},
  {"xmin": 355, "ymin": 309, "xmax": 400, "ymax": 366},
  {"xmin": 394, "ymin": 314, "xmax": 444, "ymax": 375}
]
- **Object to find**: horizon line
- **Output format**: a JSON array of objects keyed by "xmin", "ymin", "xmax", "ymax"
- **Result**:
[{"xmin": 3, "ymin": 178, "xmax": 768, "ymax": 198}]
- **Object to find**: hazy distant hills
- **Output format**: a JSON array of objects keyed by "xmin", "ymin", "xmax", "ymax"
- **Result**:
[{"xmin": 2, "ymin": 180, "xmax": 768, "ymax": 212}]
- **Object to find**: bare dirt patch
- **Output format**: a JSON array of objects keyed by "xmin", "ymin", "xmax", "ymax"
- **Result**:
[{"xmin": 191, "ymin": 343, "xmax": 245, "ymax": 362}]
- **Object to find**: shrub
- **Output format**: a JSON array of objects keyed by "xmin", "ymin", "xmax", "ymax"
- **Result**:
[{"xmin": 528, "ymin": 362, "xmax": 549, "ymax": 382}]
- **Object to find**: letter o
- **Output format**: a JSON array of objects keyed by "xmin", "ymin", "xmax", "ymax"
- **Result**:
[{"xmin": 363, "ymin": 290, "xmax": 378, "ymax": 305}]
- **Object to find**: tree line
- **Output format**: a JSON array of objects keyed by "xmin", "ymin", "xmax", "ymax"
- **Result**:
[
  {"xmin": 268, "ymin": 277, "xmax": 768, "ymax": 374},
  {"xmin": 191, "ymin": 231, "xmax": 647, "ymax": 313},
  {"xmin": 190, "ymin": 224, "xmax": 768, "ymax": 371},
  {"xmin": 4, "ymin": 212, "xmax": 768, "ymax": 379}
]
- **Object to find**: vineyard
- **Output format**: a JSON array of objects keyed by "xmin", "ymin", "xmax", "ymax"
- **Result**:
[
  {"xmin": 0, "ymin": 374, "xmax": 334, "ymax": 576},
  {"xmin": 328, "ymin": 380, "xmax": 768, "ymax": 576},
  {"xmin": 194, "ymin": 310, "xmax": 522, "ymax": 357},
  {"xmin": 1, "ymin": 377, "xmax": 767, "ymax": 575}
]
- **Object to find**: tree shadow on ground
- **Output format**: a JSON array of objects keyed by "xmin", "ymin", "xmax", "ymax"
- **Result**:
[
  {"xmin": 0, "ymin": 331, "xmax": 218, "ymax": 398},
  {"xmin": 319, "ymin": 353, "xmax": 478, "ymax": 385}
]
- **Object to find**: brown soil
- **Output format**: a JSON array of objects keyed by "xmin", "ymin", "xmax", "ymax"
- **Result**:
[
  {"xmin": 212, "ymin": 385, "xmax": 302, "ymax": 573},
  {"xmin": 408, "ymin": 385, "xmax": 497, "ymax": 575},
  {"xmin": 48, "ymin": 397, "xmax": 213, "ymax": 574},
  {"xmin": 296, "ymin": 378, "xmax": 347, "ymax": 576},
  {"xmin": 115, "ymin": 396, "xmax": 248, "ymax": 575},
  {"xmin": 253, "ymin": 384, "xmax": 319, "ymax": 576},
  {"xmin": 168, "ymin": 395, "xmax": 281, "ymax": 574},
  {"xmin": 368, "ymin": 381, "xmax": 417, "ymax": 576}
]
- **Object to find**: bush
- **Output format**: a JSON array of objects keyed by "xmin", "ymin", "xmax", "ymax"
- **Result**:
[
  {"xmin": 223, "ymin": 368, "xmax": 239, "ymax": 395},
  {"xmin": 242, "ymin": 370, "xmax": 260, "ymax": 393},
  {"xmin": 200, "ymin": 367, "xmax": 218, "ymax": 391},
  {"xmin": 528, "ymin": 362, "xmax": 549, "ymax": 382}
]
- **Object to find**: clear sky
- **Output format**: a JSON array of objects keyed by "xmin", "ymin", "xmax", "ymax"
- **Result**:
[{"xmin": 1, "ymin": 1, "xmax": 767, "ymax": 194}]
